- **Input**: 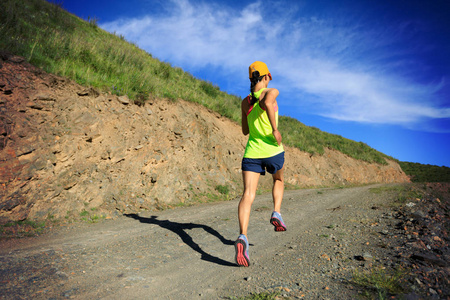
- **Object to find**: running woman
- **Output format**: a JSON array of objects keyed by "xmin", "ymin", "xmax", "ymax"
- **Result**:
[{"xmin": 235, "ymin": 61, "xmax": 287, "ymax": 267}]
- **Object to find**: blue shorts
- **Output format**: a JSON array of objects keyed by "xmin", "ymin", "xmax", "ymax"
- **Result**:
[{"xmin": 241, "ymin": 152, "xmax": 285, "ymax": 175}]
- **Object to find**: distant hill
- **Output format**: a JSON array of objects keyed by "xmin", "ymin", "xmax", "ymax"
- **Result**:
[{"xmin": 399, "ymin": 162, "xmax": 450, "ymax": 182}]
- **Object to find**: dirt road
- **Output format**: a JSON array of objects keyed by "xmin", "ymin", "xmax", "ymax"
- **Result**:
[{"xmin": 0, "ymin": 184, "xmax": 445, "ymax": 299}]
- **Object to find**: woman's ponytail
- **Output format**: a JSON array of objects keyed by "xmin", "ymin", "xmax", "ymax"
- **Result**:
[{"xmin": 249, "ymin": 71, "xmax": 264, "ymax": 105}]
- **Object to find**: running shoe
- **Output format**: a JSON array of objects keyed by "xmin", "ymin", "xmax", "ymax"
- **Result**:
[
  {"xmin": 270, "ymin": 211, "xmax": 287, "ymax": 231},
  {"xmin": 234, "ymin": 234, "xmax": 250, "ymax": 267}
]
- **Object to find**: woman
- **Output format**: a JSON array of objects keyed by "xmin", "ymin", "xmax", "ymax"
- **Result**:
[{"xmin": 235, "ymin": 61, "xmax": 286, "ymax": 267}]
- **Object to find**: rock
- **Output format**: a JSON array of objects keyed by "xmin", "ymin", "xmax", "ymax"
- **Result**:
[
  {"xmin": 118, "ymin": 95, "xmax": 130, "ymax": 105},
  {"xmin": 405, "ymin": 292, "xmax": 422, "ymax": 300},
  {"xmin": 362, "ymin": 253, "xmax": 373, "ymax": 261},
  {"xmin": 320, "ymin": 254, "xmax": 331, "ymax": 261},
  {"xmin": 77, "ymin": 87, "xmax": 99, "ymax": 97},
  {"xmin": 34, "ymin": 94, "xmax": 56, "ymax": 101},
  {"xmin": 412, "ymin": 210, "xmax": 426, "ymax": 219},
  {"xmin": 432, "ymin": 236, "xmax": 442, "ymax": 242},
  {"xmin": 0, "ymin": 192, "xmax": 26, "ymax": 211},
  {"xmin": 56, "ymin": 271, "xmax": 69, "ymax": 280},
  {"xmin": 26, "ymin": 101, "xmax": 43, "ymax": 110},
  {"xmin": 411, "ymin": 253, "xmax": 448, "ymax": 267},
  {"xmin": 354, "ymin": 253, "xmax": 373, "ymax": 262}
]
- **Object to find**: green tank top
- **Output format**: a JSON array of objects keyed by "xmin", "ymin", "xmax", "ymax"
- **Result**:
[{"xmin": 244, "ymin": 88, "xmax": 284, "ymax": 158}]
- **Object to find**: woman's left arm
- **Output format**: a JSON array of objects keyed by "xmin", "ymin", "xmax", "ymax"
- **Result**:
[{"xmin": 241, "ymin": 97, "xmax": 250, "ymax": 136}]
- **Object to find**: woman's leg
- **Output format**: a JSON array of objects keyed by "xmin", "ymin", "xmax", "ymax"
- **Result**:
[
  {"xmin": 238, "ymin": 171, "xmax": 260, "ymax": 236},
  {"xmin": 272, "ymin": 167, "xmax": 284, "ymax": 213}
]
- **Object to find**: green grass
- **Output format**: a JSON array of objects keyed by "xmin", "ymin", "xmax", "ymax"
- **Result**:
[
  {"xmin": 399, "ymin": 161, "xmax": 450, "ymax": 182},
  {"xmin": 279, "ymin": 116, "xmax": 395, "ymax": 165},
  {"xmin": 0, "ymin": 0, "xmax": 397, "ymax": 166},
  {"xmin": 0, "ymin": 0, "xmax": 241, "ymax": 119},
  {"xmin": 369, "ymin": 184, "xmax": 423, "ymax": 206},
  {"xmin": 0, "ymin": 219, "xmax": 46, "ymax": 238},
  {"xmin": 215, "ymin": 184, "xmax": 230, "ymax": 195},
  {"xmin": 176, "ymin": 184, "xmax": 235, "ymax": 207},
  {"xmin": 230, "ymin": 291, "xmax": 280, "ymax": 300},
  {"xmin": 79, "ymin": 208, "xmax": 105, "ymax": 223},
  {"xmin": 352, "ymin": 266, "xmax": 407, "ymax": 299}
]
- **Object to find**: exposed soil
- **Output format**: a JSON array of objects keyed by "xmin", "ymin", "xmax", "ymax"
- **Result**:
[
  {"xmin": 1, "ymin": 183, "xmax": 448, "ymax": 299},
  {"xmin": 0, "ymin": 53, "xmax": 409, "ymax": 224}
]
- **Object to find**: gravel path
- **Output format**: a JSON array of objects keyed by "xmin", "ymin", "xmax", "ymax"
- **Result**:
[{"xmin": 1, "ymin": 183, "xmax": 448, "ymax": 299}]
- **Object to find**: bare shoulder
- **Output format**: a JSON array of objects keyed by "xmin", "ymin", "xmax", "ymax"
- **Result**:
[
  {"xmin": 262, "ymin": 88, "xmax": 279, "ymax": 98},
  {"xmin": 261, "ymin": 88, "xmax": 279, "ymax": 103}
]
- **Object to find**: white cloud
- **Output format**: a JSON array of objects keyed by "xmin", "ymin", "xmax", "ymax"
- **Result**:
[{"xmin": 100, "ymin": 0, "xmax": 449, "ymax": 131}]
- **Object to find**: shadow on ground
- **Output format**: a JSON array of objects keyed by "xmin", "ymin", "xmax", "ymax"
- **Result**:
[{"xmin": 124, "ymin": 214, "xmax": 237, "ymax": 267}]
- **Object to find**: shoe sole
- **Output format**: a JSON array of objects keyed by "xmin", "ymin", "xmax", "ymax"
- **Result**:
[
  {"xmin": 270, "ymin": 217, "xmax": 287, "ymax": 231},
  {"xmin": 234, "ymin": 239, "xmax": 250, "ymax": 267}
]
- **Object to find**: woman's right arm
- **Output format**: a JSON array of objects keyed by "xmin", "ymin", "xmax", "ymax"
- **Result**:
[
  {"xmin": 262, "ymin": 89, "xmax": 282, "ymax": 145},
  {"xmin": 241, "ymin": 97, "xmax": 249, "ymax": 136}
]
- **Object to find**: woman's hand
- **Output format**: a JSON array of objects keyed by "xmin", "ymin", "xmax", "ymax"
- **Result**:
[{"xmin": 273, "ymin": 129, "xmax": 282, "ymax": 145}]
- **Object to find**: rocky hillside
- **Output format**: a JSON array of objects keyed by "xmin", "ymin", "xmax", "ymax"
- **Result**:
[{"xmin": 0, "ymin": 53, "xmax": 409, "ymax": 224}]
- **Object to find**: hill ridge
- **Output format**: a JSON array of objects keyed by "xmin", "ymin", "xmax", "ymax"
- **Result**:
[
  {"xmin": 0, "ymin": 54, "xmax": 409, "ymax": 223},
  {"xmin": 1, "ymin": 0, "xmax": 399, "ymax": 166}
]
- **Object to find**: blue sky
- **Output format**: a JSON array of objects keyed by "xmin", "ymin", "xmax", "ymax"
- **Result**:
[{"xmin": 58, "ymin": 0, "xmax": 450, "ymax": 167}]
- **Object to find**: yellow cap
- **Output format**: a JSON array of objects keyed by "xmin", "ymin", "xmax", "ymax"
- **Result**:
[{"xmin": 249, "ymin": 61, "xmax": 270, "ymax": 79}]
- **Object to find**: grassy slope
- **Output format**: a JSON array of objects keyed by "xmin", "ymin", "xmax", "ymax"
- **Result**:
[
  {"xmin": 399, "ymin": 162, "xmax": 450, "ymax": 182},
  {"xmin": 1, "ymin": 0, "xmax": 397, "ymax": 166}
]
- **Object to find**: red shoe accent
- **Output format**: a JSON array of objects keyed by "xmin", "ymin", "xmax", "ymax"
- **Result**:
[
  {"xmin": 270, "ymin": 218, "xmax": 286, "ymax": 231},
  {"xmin": 235, "ymin": 240, "xmax": 250, "ymax": 267}
]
